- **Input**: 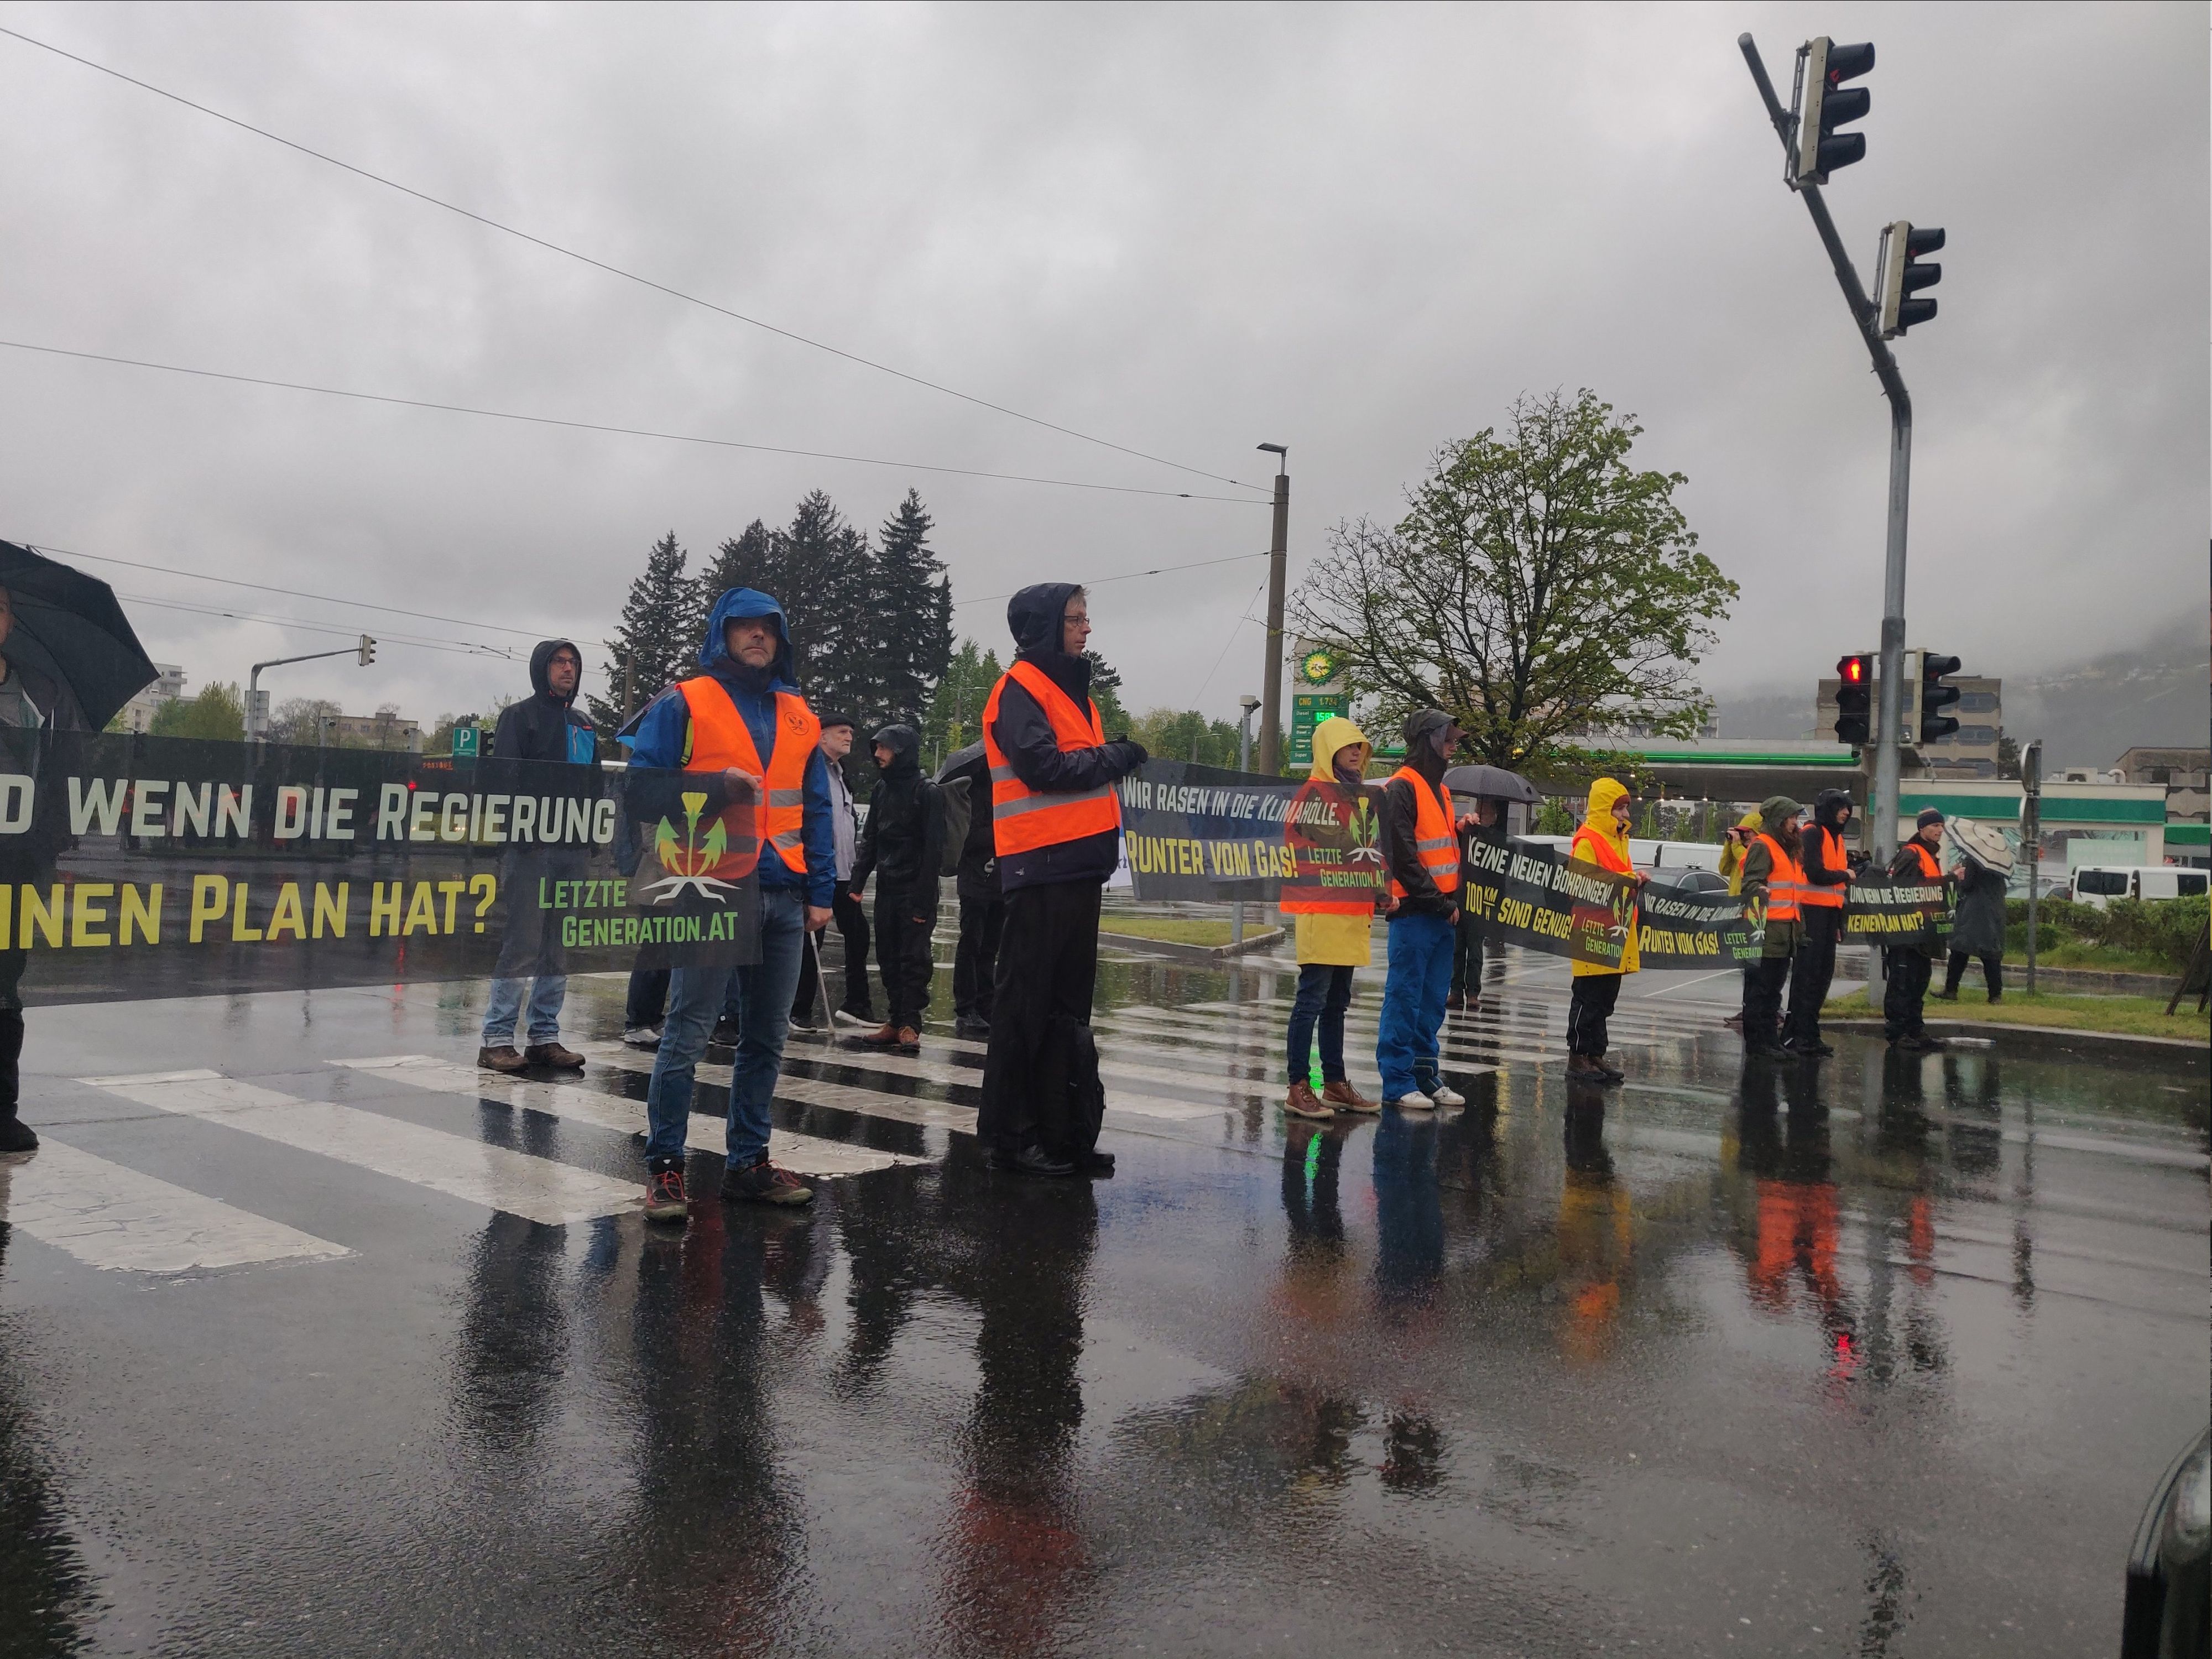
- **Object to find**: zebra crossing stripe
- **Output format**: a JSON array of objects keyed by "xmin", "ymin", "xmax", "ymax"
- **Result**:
[
  {"xmin": 0, "ymin": 1140, "xmax": 350, "ymax": 1274},
  {"xmin": 1097, "ymin": 1010, "xmax": 1542, "ymax": 1068},
  {"xmin": 331, "ymin": 1055, "xmax": 927, "ymax": 1178},
  {"xmin": 79, "ymin": 1069, "xmax": 639, "ymax": 1227}
]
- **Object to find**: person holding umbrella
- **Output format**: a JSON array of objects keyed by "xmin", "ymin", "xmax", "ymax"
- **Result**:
[
  {"xmin": 0, "ymin": 542, "xmax": 160, "ymax": 1154},
  {"xmin": 1439, "ymin": 763, "xmax": 1536, "ymax": 1014}
]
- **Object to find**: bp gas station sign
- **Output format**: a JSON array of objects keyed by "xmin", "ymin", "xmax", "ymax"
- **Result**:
[{"xmin": 1287, "ymin": 646, "xmax": 1348, "ymax": 770}]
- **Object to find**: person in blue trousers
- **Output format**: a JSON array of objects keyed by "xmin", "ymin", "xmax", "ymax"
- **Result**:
[{"xmin": 1375, "ymin": 708, "xmax": 1467, "ymax": 1111}]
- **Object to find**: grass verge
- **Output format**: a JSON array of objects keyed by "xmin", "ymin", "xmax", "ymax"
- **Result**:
[
  {"xmin": 1826, "ymin": 987, "xmax": 2210, "ymax": 1042},
  {"xmin": 1099, "ymin": 916, "xmax": 1250, "ymax": 947}
]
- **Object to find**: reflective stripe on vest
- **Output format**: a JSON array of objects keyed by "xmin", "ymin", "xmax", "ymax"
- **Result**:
[
  {"xmin": 1751, "ymin": 832, "xmax": 1802, "ymax": 922},
  {"xmin": 1799, "ymin": 824, "xmax": 1847, "ymax": 907},
  {"xmin": 1902, "ymin": 841, "xmax": 1940, "ymax": 881},
  {"xmin": 675, "ymin": 677, "xmax": 820, "ymax": 873},
  {"xmin": 1386, "ymin": 767, "xmax": 1460, "ymax": 899},
  {"xmin": 980, "ymin": 660, "xmax": 1121, "ymax": 856}
]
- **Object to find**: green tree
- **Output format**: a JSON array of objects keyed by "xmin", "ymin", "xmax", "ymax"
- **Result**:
[
  {"xmin": 1084, "ymin": 649, "xmax": 1129, "ymax": 736},
  {"xmin": 1133, "ymin": 709, "xmax": 1242, "ymax": 768},
  {"xmin": 587, "ymin": 530, "xmax": 697, "ymax": 731},
  {"xmin": 268, "ymin": 697, "xmax": 342, "ymax": 746},
  {"xmin": 1291, "ymin": 389, "xmax": 1737, "ymax": 770},
  {"xmin": 150, "ymin": 681, "xmax": 245, "ymax": 743},
  {"xmin": 922, "ymin": 639, "xmax": 1003, "ymax": 769},
  {"xmin": 871, "ymin": 490, "xmax": 954, "ymax": 728}
]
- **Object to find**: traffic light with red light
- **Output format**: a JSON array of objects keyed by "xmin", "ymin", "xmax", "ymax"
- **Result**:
[
  {"xmin": 1791, "ymin": 38, "xmax": 1875, "ymax": 187},
  {"xmin": 1919, "ymin": 654, "xmax": 1961, "ymax": 743},
  {"xmin": 1834, "ymin": 654, "xmax": 1872, "ymax": 747}
]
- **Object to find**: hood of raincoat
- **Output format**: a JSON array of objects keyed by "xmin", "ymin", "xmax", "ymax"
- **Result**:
[
  {"xmin": 1736, "ymin": 809, "xmax": 1764, "ymax": 832},
  {"xmin": 697, "ymin": 587, "xmax": 799, "ymax": 690},
  {"xmin": 1812, "ymin": 787, "xmax": 1854, "ymax": 830},
  {"xmin": 1307, "ymin": 715, "xmax": 1372, "ymax": 783},
  {"xmin": 1006, "ymin": 582, "xmax": 1083, "ymax": 656},
  {"xmin": 871, "ymin": 723, "xmax": 921, "ymax": 778},
  {"xmin": 1400, "ymin": 707, "xmax": 1458, "ymax": 781},
  {"xmin": 1758, "ymin": 795, "xmax": 1802, "ymax": 846},
  {"xmin": 1581, "ymin": 777, "xmax": 1632, "ymax": 859},
  {"xmin": 528, "ymin": 638, "xmax": 582, "ymax": 704}
]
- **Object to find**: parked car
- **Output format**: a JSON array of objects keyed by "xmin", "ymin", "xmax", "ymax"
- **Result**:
[
  {"xmin": 1655, "ymin": 868, "xmax": 1730, "ymax": 896},
  {"xmin": 2122, "ymin": 1425, "xmax": 2209, "ymax": 1658},
  {"xmin": 2071, "ymin": 867, "xmax": 2211, "ymax": 909}
]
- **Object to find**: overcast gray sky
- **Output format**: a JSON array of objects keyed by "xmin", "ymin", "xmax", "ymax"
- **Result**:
[{"xmin": 1, "ymin": 1, "xmax": 2202, "ymax": 727}]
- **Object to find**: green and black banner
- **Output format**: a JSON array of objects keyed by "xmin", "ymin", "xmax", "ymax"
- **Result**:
[{"xmin": 0, "ymin": 732, "xmax": 760, "ymax": 1008}]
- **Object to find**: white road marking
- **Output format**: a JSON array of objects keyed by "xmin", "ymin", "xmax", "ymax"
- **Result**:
[
  {"xmin": 0, "ymin": 1141, "xmax": 350, "ymax": 1274},
  {"xmin": 81, "ymin": 1069, "xmax": 639, "ymax": 1226},
  {"xmin": 332, "ymin": 1055, "xmax": 927, "ymax": 1178}
]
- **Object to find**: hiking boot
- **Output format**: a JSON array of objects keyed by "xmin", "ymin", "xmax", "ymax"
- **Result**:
[
  {"xmin": 856, "ymin": 1024, "xmax": 904, "ymax": 1047},
  {"xmin": 722, "ymin": 1156, "xmax": 814, "ymax": 1206},
  {"xmin": 0, "ymin": 1113, "xmax": 38, "ymax": 1154},
  {"xmin": 643, "ymin": 1160, "xmax": 688, "ymax": 1223},
  {"xmin": 622, "ymin": 1024, "xmax": 664, "ymax": 1050},
  {"xmin": 1589, "ymin": 1058, "xmax": 1625, "ymax": 1084},
  {"xmin": 524, "ymin": 1042, "xmax": 586, "ymax": 1070},
  {"xmin": 1321, "ymin": 1079, "xmax": 1380, "ymax": 1114},
  {"xmin": 954, "ymin": 1016, "xmax": 992, "ymax": 1040},
  {"xmin": 1387, "ymin": 1089, "xmax": 1436, "ymax": 1112},
  {"xmin": 478, "ymin": 1045, "xmax": 528, "ymax": 1073},
  {"xmin": 1283, "ymin": 1079, "xmax": 1331, "ymax": 1120},
  {"xmin": 989, "ymin": 1142, "xmax": 1074, "ymax": 1177},
  {"xmin": 709, "ymin": 1016, "xmax": 742, "ymax": 1047},
  {"xmin": 1565, "ymin": 1053, "xmax": 1603, "ymax": 1081}
]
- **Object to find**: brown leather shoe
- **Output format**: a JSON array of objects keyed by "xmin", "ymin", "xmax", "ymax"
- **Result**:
[
  {"xmin": 1282, "ymin": 1079, "xmax": 1331, "ymax": 1119},
  {"xmin": 524, "ymin": 1042, "xmax": 586, "ymax": 1070},
  {"xmin": 1321, "ymin": 1079, "xmax": 1380, "ymax": 1114},
  {"xmin": 1566, "ymin": 1052, "xmax": 1603, "ymax": 1080},
  {"xmin": 856, "ymin": 1024, "xmax": 904, "ymax": 1047},
  {"xmin": 478, "ymin": 1045, "xmax": 528, "ymax": 1073},
  {"xmin": 896, "ymin": 1026, "xmax": 923, "ymax": 1048}
]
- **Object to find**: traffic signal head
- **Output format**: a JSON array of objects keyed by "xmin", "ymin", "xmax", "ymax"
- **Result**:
[
  {"xmin": 358, "ymin": 634, "xmax": 377, "ymax": 666},
  {"xmin": 1919, "ymin": 653, "xmax": 1961, "ymax": 743},
  {"xmin": 1834, "ymin": 653, "xmax": 1872, "ymax": 747},
  {"xmin": 1792, "ymin": 38, "xmax": 1875, "ymax": 187},
  {"xmin": 1878, "ymin": 222, "xmax": 1945, "ymax": 337}
]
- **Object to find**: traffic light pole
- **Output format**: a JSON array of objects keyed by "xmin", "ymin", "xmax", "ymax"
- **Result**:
[{"xmin": 1740, "ymin": 33, "xmax": 1912, "ymax": 873}]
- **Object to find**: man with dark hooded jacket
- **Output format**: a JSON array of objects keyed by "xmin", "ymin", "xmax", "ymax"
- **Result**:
[
  {"xmin": 977, "ymin": 583, "xmax": 1146, "ymax": 1176},
  {"xmin": 1784, "ymin": 786, "xmax": 1854, "ymax": 1057},
  {"xmin": 851, "ymin": 723, "xmax": 943, "ymax": 1047},
  {"xmin": 478, "ymin": 639, "xmax": 596, "ymax": 1073},
  {"xmin": 625, "ymin": 589, "xmax": 837, "ymax": 1219}
]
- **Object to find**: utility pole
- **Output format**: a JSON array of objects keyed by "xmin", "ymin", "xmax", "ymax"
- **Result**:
[
  {"xmin": 2021, "ymin": 739, "xmax": 2043, "ymax": 995},
  {"xmin": 1256, "ymin": 444, "xmax": 1289, "ymax": 775},
  {"xmin": 1233, "ymin": 693, "xmax": 1260, "ymax": 947}
]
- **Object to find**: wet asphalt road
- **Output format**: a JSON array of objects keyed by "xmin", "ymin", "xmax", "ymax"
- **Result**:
[{"xmin": 1, "ymin": 942, "xmax": 2205, "ymax": 1657}]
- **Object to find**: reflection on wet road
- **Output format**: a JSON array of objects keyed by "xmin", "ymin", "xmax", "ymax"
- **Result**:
[{"xmin": 0, "ymin": 947, "xmax": 2203, "ymax": 1655}]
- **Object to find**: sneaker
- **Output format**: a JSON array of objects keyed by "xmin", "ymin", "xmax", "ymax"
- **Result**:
[
  {"xmin": 622, "ymin": 1024, "xmax": 664, "ymax": 1050},
  {"xmin": 643, "ymin": 1161, "xmax": 688, "ymax": 1223},
  {"xmin": 523, "ymin": 1042, "xmax": 586, "ymax": 1070},
  {"xmin": 721, "ymin": 1156, "xmax": 814, "ymax": 1206},
  {"xmin": 1387, "ymin": 1091, "xmax": 1436, "ymax": 1112},
  {"xmin": 789, "ymin": 1009, "xmax": 825, "ymax": 1033},
  {"xmin": 954, "ymin": 1016, "xmax": 993, "ymax": 1040},
  {"xmin": 1428, "ymin": 1082, "xmax": 1467, "ymax": 1108},
  {"xmin": 709, "ymin": 1016, "xmax": 742, "ymax": 1047},
  {"xmin": 478, "ymin": 1045, "xmax": 528, "ymax": 1073},
  {"xmin": 833, "ymin": 1007, "xmax": 877, "ymax": 1030},
  {"xmin": 1283, "ymin": 1079, "xmax": 1332, "ymax": 1120},
  {"xmin": 1321, "ymin": 1079, "xmax": 1380, "ymax": 1114},
  {"xmin": 0, "ymin": 1113, "xmax": 38, "ymax": 1154}
]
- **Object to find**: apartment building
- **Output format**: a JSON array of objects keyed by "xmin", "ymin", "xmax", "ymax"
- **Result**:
[{"xmin": 1814, "ymin": 671, "xmax": 2003, "ymax": 778}]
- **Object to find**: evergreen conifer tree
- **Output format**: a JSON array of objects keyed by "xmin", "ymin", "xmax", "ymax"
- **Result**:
[
  {"xmin": 921, "ymin": 639, "xmax": 1003, "ymax": 768},
  {"xmin": 870, "ymin": 490, "xmax": 954, "ymax": 728},
  {"xmin": 587, "ymin": 531, "xmax": 697, "ymax": 731}
]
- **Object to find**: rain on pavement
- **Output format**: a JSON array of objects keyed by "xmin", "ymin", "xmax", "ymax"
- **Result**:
[{"xmin": 0, "ymin": 932, "xmax": 2204, "ymax": 1656}]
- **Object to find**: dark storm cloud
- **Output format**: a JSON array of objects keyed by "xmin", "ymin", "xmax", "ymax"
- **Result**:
[{"xmin": 0, "ymin": 2, "xmax": 2199, "ymax": 722}]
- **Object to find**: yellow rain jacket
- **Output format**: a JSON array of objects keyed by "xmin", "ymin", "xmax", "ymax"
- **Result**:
[
  {"xmin": 1569, "ymin": 776, "xmax": 1640, "ymax": 977},
  {"xmin": 1292, "ymin": 716, "xmax": 1378, "ymax": 968},
  {"xmin": 1720, "ymin": 810, "xmax": 1763, "ymax": 897}
]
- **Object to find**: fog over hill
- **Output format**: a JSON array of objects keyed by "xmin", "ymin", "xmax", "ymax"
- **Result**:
[{"xmin": 1711, "ymin": 620, "xmax": 2209, "ymax": 769}]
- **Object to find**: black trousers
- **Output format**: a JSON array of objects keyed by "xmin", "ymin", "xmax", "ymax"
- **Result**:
[
  {"xmin": 624, "ymin": 964, "xmax": 669, "ymax": 1029},
  {"xmin": 953, "ymin": 893, "xmax": 1005, "ymax": 1021},
  {"xmin": 979, "ymin": 881, "xmax": 1101, "ymax": 1156},
  {"xmin": 1450, "ymin": 911, "xmax": 1485, "ymax": 999},
  {"xmin": 1786, "ymin": 907, "xmax": 1843, "ymax": 1045},
  {"xmin": 1744, "ymin": 955, "xmax": 1793, "ymax": 1048},
  {"xmin": 874, "ymin": 881, "xmax": 940, "ymax": 1031},
  {"xmin": 0, "ymin": 947, "xmax": 24, "ymax": 1117},
  {"xmin": 1943, "ymin": 950, "xmax": 2002, "ymax": 1000},
  {"xmin": 795, "ymin": 887, "xmax": 874, "ymax": 1021},
  {"xmin": 1566, "ymin": 973, "xmax": 1622, "ymax": 1057},
  {"xmin": 1884, "ymin": 948, "xmax": 1933, "ymax": 1039}
]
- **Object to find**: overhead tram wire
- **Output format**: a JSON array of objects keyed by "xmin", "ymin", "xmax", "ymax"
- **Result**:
[
  {"xmin": 117, "ymin": 591, "xmax": 526, "ymax": 659},
  {"xmin": 0, "ymin": 23, "xmax": 1266, "ymax": 499},
  {"xmin": 0, "ymin": 340, "xmax": 1261, "ymax": 505},
  {"xmin": 953, "ymin": 549, "xmax": 1272, "ymax": 609}
]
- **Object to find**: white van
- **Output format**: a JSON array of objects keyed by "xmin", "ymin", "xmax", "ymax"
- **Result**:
[{"xmin": 2069, "ymin": 866, "xmax": 2210, "ymax": 909}]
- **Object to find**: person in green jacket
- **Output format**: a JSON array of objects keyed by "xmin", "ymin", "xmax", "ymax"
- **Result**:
[{"xmin": 1736, "ymin": 795, "xmax": 1802, "ymax": 1058}]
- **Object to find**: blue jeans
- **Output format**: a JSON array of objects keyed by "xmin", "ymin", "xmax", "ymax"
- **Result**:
[
  {"xmin": 1287, "ymin": 964, "xmax": 1354, "ymax": 1084},
  {"xmin": 482, "ymin": 974, "xmax": 566, "ymax": 1046},
  {"xmin": 1376, "ymin": 913, "xmax": 1453, "ymax": 1098},
  {"xmin": 642, "ymin": 886, "xmax": 807, "ymax": 1168}
]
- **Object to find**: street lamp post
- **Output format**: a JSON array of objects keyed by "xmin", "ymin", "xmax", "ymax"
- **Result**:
[
  {"xmin": 247, "ymin": 635, "xmax": 378, "ymax": 744},
  {"xmin": 1233, "ymin": 693, "xmax": 1260, "ymax": 947},
  {"xmin": 1255, "ymin": 444, "xmax": 1289, "ymax": 775}
]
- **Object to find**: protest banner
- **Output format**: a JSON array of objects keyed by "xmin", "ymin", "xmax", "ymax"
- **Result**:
[
  {"xmin": 1841, "ymin": 874, "xmax": 1951, "ymax": 949},
  {"xmin": 0, "ymin": 732, "xmax": 759, "ymax": 1008}
]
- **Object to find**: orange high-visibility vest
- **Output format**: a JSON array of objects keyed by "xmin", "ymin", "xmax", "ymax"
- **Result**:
[
  {"xmin": 1569, "ymin": 821, "xmax": 1635, "ymax": 878},
  {"xmin": 1800, "ymin": 823, "xmax": 1848, "ymax": 908},
  {"xmin": 1386, "ymin": 767, "xmax": 1460, "ymax": 899},
  {"xmin": 1750, "ymin": 832, "xmax": 1802, "ymax": 921},
  {"xmin": 981, "ymin": 660, "xmax": 1121, "ymax": 856},
  {"xmin": 1901, "ymin": 840, "xmax": 1940, "ymax": 880},
  {"xmin": 676, "ymin": 677, "xmax": 820, "ymax": 874}
]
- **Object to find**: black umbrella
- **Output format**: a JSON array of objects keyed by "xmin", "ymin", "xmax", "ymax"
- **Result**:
[
  {"xmin": 935, "ymin": 738, "xmax": 985, "ymax": 783},
  {"xmin": 0, "ymin": 540, "xmax": 158, "ymax": 730},
  {"xmin": 1442, "ymin": 763, "xmax": 1540, "ymax": 804}
]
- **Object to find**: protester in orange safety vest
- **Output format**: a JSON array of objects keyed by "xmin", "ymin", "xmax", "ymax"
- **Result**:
[
  {"xmin": 1375, "ymin": 708, "xmax": 1465, "ymax": 1110},
  {"xmin": 1565, "ymin": 778, "xmax": 1647, "ymax": 1084},
  {"xmin": 1783, "ymin": 787, "xmax": 1855, "ymax": 1057},
  {"xmin": 975, "ymin": 583, "xmax": 1147, "ymax": 1178},
  {"xmin": 1736, "ymin": 794, "xmax": 1804, "ymax": 1057},
  {"xmin": 1717, "ymin": 808, "xmax": 1763, "ymax": 1034},
  {"xmin": 1279, "ymin": 714, "xmax": 1385, "ymax": 1119},
  {"xmin": 1882, "ymin": 806, "xmax": 1952, "ymax": 1052}
]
